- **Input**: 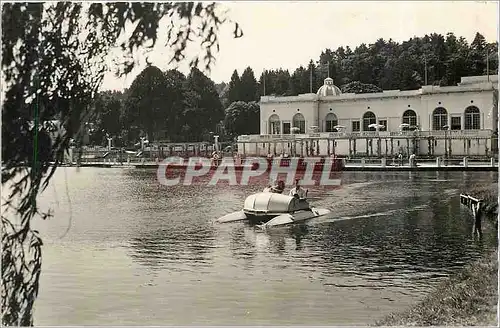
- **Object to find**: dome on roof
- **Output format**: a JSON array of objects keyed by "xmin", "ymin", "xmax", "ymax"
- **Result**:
[{"xmin": 317, "ymin": 77, "xmax": 342, "ymax": 97}]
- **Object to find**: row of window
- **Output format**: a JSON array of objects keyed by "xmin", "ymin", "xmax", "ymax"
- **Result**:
[
  {"xmin": 432, "ymin": 107, "xmax": 480, "ymax": 130},
  {"xmin": 268, "ymin": 106, "xmax": 482, "ymax": 134}
]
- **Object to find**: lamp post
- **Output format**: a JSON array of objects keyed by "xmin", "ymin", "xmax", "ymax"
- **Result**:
[
  {"xmin": 140, "ymin": 136, "xmax": 147, "ymax": 151},
  {"xmin": 369, "ymin": 123, "xmax": 385, "ymax": 157},
  {"xmin": 106, "ymin": 136, "xmax": 113, "ymax": 151},
  {"xmin": 376, "ymin": 124, "xmax": 384, "ymax": 157},
  {"xmin": 291, "ymin": 127, "xmax": 300, "ymax": 156},
  {"xmin": 443, "ymin": 125, "xmax": 450, "ymax": 163},
  {"xmin": 411, "ymin": 125, "xmax": 420, "ymax": 155},
  {"xmin": 214, "ymin": 134, "xmax": 220, "ymax": 153}
]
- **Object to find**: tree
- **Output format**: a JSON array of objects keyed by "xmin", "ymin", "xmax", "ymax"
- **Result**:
[
  {"xmin": 231, "ymin": 30, "xmax": 496, "ymax": 98},
  {"xmin": 219, "ymin": 83, "xmax": 231, "ymax": 109},
  {"xmin": 340, "ymin": 81, "xmax": 383, "ymax": 94},
  {"xmin": 227, "ymin": 70, "xmax": 241, "ymax": 104},
  {"xmin": 181, "ymin": 67, "xmax": 224, "ymax": 141},
  {"xmin": 163, "ymin": 69, "xmax": 188, "ymax": 141},
  {"xmin": 214, "ymin": 82, "xmax": 227, "ymax": 95},
  {"xmin": 214, "ymin": 81, "xmax": 228, "ymax": 107},
  {"xmin": 443, "ymin": 32, "xmax": 469, "ymax": 85},
  {"xmin": 1, "ymin": 2, "xmax": 242, "ymax": 326},
  {"xmin": 289, "ymin": 66, "xmax": 311, "ymax": 95},
  {"xmin": 470, "ymin": 32, "xmax": 487, "ymax": 75},
  {"xmin": 125, "ymin": 66, "xmax": 170, "ymax": 141},
  {"xmin": 258, "ymin": 69, "xmax": 274, "ymax": 96},
  {"xmin": 239, "ymin": 66, "xmax": 258, "ymax": 101},
  {"xmin": 223, "ymin": 101, "xmax": 260, "ymax": 138},
  {"xmin": 272, "ymin": 69, "xmax": 292, "ymax": 96},
  {"xmin": 88, "ymin": 91, "xmax": 124, "ymax": 145},
  {"xmin": 308, "ymin": 60, "xmax": 322, "ymax": 93}
]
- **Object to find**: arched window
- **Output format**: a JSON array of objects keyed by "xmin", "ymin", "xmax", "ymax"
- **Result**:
[
  {"xmin": 292, "ymin": 113, "xmax": 306, "ymax": 134},
  {"xmin": 269, "ymin": 114, "xmax": 281, "ymax": 134},
  {"xmin": 362, "ymin": 111, "xmax": 376, "ymax": 131},
  {"xmin": 325, "ymin": 113, "xmax": 338, "ymax": 132},
  {"xmin": 432, "ymin": 107, "xmax": 448, "ymax": 130},
  {"xmin": 402, "ymin": 110, "xmax": 417, "ymax": 131},
  {"xmin": 464, "ymin": 106, "xmax": 480, "ymax": 130}
]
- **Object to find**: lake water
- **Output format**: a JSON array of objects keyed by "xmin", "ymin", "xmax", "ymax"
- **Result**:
[{"xmin": 29, "ymin": 168, "xmax": 497, "ymax": 325}]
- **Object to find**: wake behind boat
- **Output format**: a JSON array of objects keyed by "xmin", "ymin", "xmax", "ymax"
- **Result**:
[{"xmin": 215, "ymin": 191, "xmax": 331, "ymax": 229}]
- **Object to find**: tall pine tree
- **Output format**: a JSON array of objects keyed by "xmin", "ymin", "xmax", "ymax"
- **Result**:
[
  {"xmin": 239, "ymin": 66, "xmax": 258, "ymax": 102},
  {"xmin": 227, "ymin": 69, "xmax": 241, "ymax": 103}
]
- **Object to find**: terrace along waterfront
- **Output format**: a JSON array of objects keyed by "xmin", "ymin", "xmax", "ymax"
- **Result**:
[{"xmin": 31, "ymin": 168, "xmax": 497, "ymax": 325}]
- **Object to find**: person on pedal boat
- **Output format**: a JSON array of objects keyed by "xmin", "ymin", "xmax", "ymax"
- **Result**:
[
  {"xmin": 289, "ymin": 179, "xmax": 307, "ymax": 199},
  {"xmin": 263, "ymin": 180, "xmax": 285, "ymax": 194}
]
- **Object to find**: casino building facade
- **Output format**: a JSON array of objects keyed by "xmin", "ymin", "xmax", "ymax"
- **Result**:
[{"xmin": 237, "ymin": 74, "xmax": 498, "ymax": 158}]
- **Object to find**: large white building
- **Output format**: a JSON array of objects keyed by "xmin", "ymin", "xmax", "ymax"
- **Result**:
[{"xmin": 237, "ymin": 75, "xmax": 498, "ymax": 158}]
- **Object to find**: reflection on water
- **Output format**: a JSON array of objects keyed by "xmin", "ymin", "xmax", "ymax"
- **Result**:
[{"xmin": 30, "ymin": 168, "xmax": 497, "ymax": 325}]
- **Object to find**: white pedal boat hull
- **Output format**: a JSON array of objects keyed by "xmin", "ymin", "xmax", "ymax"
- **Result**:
[
  {"xmin": 214, "ymin": 191, "xmax": 331, "ymax": 229},
  {"xmin": 215, "ymin": 210, "xmax": 247, "ymax": 223},
  {"xmin": 256, "ymin": 207, "xmax": 331, "ymax": 229}
]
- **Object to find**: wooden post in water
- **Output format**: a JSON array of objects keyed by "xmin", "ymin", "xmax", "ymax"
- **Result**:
[
  {"xmin": 460, "ymin": 194, "xmax": 483, "ymax": 239},
  {"xmin": 471, "ymin": 196, "xmax": 483, "ymax": 239}
]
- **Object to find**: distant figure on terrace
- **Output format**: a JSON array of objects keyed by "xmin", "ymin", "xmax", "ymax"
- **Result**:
[
  {"xmin": 289, "ymin": 179, "xmax": 307, "ymax": 199},
  {"xmin": 409, "ymin": 153, "xmax": 417, "ymax": 167}
]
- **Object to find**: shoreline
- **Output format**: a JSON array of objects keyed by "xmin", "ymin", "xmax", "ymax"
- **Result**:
[{"xmin": 374, "ymin": 248, "xmax": 498, "ymax": 326}]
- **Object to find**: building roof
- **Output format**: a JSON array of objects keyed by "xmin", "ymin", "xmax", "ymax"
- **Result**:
[
  {"xmin": 260, "ymin": 74, "xmax": 497, "ymax": 104},
  {"xmin": 317, "ymin": 77, "xmax": 342, "ymax": 97}
]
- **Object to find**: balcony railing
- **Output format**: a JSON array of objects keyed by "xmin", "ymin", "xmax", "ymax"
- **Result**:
[{"xmin": 237, "ymin": 129, "xmax": 494, "ymax": 142}]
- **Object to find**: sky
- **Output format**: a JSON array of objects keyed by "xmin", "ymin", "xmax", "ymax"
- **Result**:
[{"xmin": 100, "ymin": 1, "xmax": 499, "ymax": 91}]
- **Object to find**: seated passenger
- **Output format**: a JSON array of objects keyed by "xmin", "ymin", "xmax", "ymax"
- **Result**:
[
  {"xmin": 264, "ymin": 180, "xmax": 285, "ymax": 194},
  {"xmin": 289, "ymin": 179, "xmax": 307, "ymax": 199}
]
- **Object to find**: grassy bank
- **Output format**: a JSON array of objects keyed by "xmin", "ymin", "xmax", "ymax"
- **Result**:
[{"xmin": 375, "ymin": 249, "xmax": 498, "ymax": 326}]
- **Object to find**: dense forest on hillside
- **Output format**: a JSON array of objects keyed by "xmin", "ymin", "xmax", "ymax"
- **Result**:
[{"xmin": 90, "ymin": 32, "xmax": 497, "ymax": 145}]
